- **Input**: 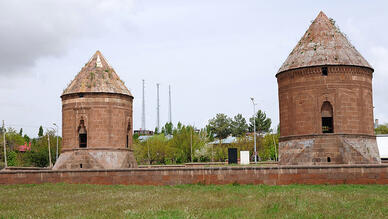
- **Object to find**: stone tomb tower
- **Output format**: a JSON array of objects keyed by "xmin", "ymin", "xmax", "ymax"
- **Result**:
[
  {"xmin": 276, "ymin": 12, "xmax": 380, "ymax": 165},
  {"xmin": 53, "ymin": 51, "xmax": 137, "ymax": 169}
]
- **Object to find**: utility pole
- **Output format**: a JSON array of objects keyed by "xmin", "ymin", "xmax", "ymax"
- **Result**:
[
  {"xmin": 141, "ymin": 79, "xmax": 146, "ymax": 131},
  {"xmin": 2, "ymin": 120, "xmax": 7, "ymax": 168},
  {"xmin": 168, "ymin": 85, "xmax": 172, "ymax": 124},
  {"xmin": 190, "ymin": 127, "xmax": 193, "ymax": 163},
  {"xmin": 251, "ymin": 98, "xmax": 257, "ymax": 163},
  {"xmin": 47, "ymin": 133, "xmax": 52, "ymax": 168},
  {"xmin": 156, "ymin": 83, "xmax": 160, "ymax": 132},
  {"xmin": 53, "ymin": 123, "xmax": 59, "ymax": 160}
]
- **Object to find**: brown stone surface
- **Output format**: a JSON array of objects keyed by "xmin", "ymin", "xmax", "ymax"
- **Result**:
[
  {"xmin": 1, "ymin": 165, "xmax": 388, "ymax": 185},
  {"xmin": 54, "ymin": 149, "xmax": 137, "ymax": 169},
  {"xmin": 278, "ymin": 12, "xmax": 371, "ymax": 73},
  {"xmin": 277, "ymin": 66, "xmax": 374, "ymax": 137},
  {"xmin": 54, "ymin": 51, "xmax": 137, "ymax": 170},
  {"xmin": 63, "ymin": 51, "xmax": 132, "ymax": 96},
  {"xmin": 61, "ymin": 93, "xmax": 133, "ymax": 150},
  {"xmin": 279, "ymin": 134, "xmax": 380, "ymax": 165},
  {"xmin": 276, "ymin": 12, "xmax": 380, "ymax": 165}
]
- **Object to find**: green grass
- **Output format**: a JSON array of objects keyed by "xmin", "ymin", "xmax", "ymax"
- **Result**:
[{"xmin": 0, "ymin": 184, "xmax": 387, "ymax": 218}]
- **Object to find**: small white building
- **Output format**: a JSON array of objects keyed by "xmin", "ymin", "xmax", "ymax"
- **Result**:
[{"xmin": 376, "ymin": 134, "xmax": 388, "ymax": 160}]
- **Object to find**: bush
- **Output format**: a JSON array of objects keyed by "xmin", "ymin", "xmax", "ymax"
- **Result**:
[{"xmin": 7, "ymin": 150, "xmax": 17, "ymax": 166}]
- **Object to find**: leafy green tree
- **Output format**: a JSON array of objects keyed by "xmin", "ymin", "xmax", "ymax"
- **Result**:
[
  {"xmin": 19, "ymin": 128, "xmax": 23, "ymax": 136},
  {"xmin": 139, "ymin": 134, "xmax": 172, "ymax": 165},
  {"xmin": 259, "ymin": 133, "xmax": 279, "ymax": 161},
  {"xmin": 231, "ymin": 114, "xmax": 248, "ymax": 137},
  {"xmin": 169, "ymin": 125, "xmax": 203, "ymax": 163},
  {"xmin": 133, "ymin": 123, "xmax": 206, "ymax": 164},
  {"xmin": 249, "ymin": 110, "xmax": 272, "ymax": 133},
  {"xmin": 5, "ymin": 128, "xmax": 25, "ymax": 150},
  {"xmin": 207, "ymin": 114, "xmax": 232, "ymax": 142},
  {"xmin": 161, "ymin": 122, "xmax": 173, "ymax": 135},
  {"xmin": 23, "ymin": 134, "xmax": 30, "ymax": 143},
  {"xmin": 28, "ymin": 133, "xmax": 59, "ymax": 167},
  {"xmin": 375, "ymin": 124, "xmax": 388, "ymax": 134},
  {"xmin": 38, "ymin": 126, "xmax": 44, "ymax": 137}
]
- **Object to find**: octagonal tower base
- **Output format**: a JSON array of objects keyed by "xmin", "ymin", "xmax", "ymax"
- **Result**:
[
  {"xmin": 279, "ymin": 134, "xmax": 381, "ymax": 165},
  {"xmin": 53, "ymin": 148, "xmax": 137, "ymax": 170}
]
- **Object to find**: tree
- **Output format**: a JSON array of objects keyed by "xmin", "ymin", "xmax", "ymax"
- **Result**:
[
  {"xmin": 375, "ymin": 124, "xmax": 388, "ymax": 134},
  {"xmin": 23, "ymin": 134, "xmax": 30, "ymax": 143},
  {"xmin": 249, "ymin": 110, "xmax": 272, "ymax": 133},
  {"xmin": 169, "ymin": 124, "xmax": 204, "ymax": 163},
  {"xmin": 19, "ymin": 128, "xmax": 23, "ymax": 136},
  {"xmin": 207, "ymin": 114, "xmax": 232, "ymax": 141},
  {"xmin": 161, "ymin": 122, "xmax": 173, "ymax": 135},
  {"xmin": 28, "ymin": 132, "xmax": 60, "ymax": 167},
  {"xmin": 260, "ymin": 133, "xmax": 279, "ymax": 161},
  {"xmin": 154, "ymin": 127, "xmax": 159, "ymax": 134},
  {"xmin": 231, "ymin": 114, "xmax": 248, "ymax": 137},
  {"xmin": 38, "ymin": 126, "xmax": 44, "ymax": 137},
  {"xmin": 5, "ymin": 128, "xmax": 25, "ymax": 150}
]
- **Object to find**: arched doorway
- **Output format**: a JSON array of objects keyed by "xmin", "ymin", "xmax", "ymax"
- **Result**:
[
  {"xmin": 78, "ymin": 120, "xmax": 87, "ymax": 148},
  {"xmin": 321, "ymin": 101, "xmax": 333, "ymax": 133}
]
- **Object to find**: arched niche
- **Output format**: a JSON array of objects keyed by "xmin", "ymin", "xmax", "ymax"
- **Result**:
[
  {"xmin": 78, "ymin": 119, "xmax": 87, "ymax": 148},
  {"xmin": 321, "ymin": 101, "xmax": 334, "ymax": 133}
]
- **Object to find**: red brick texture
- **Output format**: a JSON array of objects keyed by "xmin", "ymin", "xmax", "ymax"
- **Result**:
[
  {"xmin": 53, "ymin": 92, "xmax": 137, "ymax": 170},
  {"xmin": 1, "ymin": 165, "xmax": 388, "ymax": 185},
  {"xmin": 277, "ymin": 66, "xmax": 374, "ymax": 136},
  {"xmin": 276, "ymin": 65, "xmax": 380, "ymax": 165},
  {"xmin": 61, "ymin": 93, "xmax": 133, "ymax": 150}
]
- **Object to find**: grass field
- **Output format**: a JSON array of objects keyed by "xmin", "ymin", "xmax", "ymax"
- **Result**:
[{"xmin": 0, "ymin": 183, "xmax": 387, "ymax": 218}]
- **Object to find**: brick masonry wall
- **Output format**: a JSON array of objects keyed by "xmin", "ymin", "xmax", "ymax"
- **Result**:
[
  {"xmin": 1, "ymin": 164, "xmax": 388, "ymax": 185},
  {"xmin": 61, "ymin": 93, "xmax": 133, "ymax": 150},
  {"xmin": 277, "ymin": 65, "xmax": 374, "ymax": 137}
]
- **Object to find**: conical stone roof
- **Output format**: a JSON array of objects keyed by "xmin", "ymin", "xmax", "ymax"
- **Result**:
[
  {"xmin": 62, "ymin": 51, "xmax": 132, "ymax": 97},
  {"xmin": 277, "ymin": 11, "xmax": 372, "ymax": 74}
]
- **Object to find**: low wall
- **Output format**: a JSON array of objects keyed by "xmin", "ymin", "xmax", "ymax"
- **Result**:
[{"xmin": 1, "ymin": 164, "xmax": 388, "ymax": 185}]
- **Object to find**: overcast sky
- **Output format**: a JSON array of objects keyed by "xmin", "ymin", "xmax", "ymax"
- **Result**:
[{"xmin": 1, "ymin": 0, "xmax": 388, "ymax": 137}]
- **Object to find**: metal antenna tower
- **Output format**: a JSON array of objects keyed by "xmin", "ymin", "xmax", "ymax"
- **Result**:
[
  {"xmin": 141, "ymin": 79, "xmax": 146, "ymax": 131},
  {"xmin": 156, "ymin": 83, "xmax": 160, "ymax": 132},
  {"xmin": 168, "ymin": 85, "xmax": 172, "ymax": 124}
]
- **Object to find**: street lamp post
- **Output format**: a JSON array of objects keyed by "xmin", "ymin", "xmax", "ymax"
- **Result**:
[
  {"xmin": 53, "ymin": 123, "xmax": 59, "ymax": 160},
  {"xmin": 250, "ymin": 97, "xmax": 257, "ymax": 163},
  {"xmin": 47, "ymin": 132, "xmax": 52, "ymax": 168}
]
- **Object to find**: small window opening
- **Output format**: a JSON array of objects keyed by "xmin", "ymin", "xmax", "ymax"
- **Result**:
[
  {"xmin": 80, "ymin": 164, "xmax": 83, "ymax": 168},
  {"xmin": 78, "ymin": 120, "xmax": 87, "ymax": 148},
  {"xmin": 79, "ymin": 94, "xmax": 84, "ymax": 98},
  {"xmin": 327, "ymin": 157, "xmax": 331, "ymax": 162},
  {"xmin": 126, "ymin": 135, "xmax": 129, "ymax": 148},
  {"xmin": 322, "ymin": 67, "xmax": 328, "ymax": 76},
  {"xmin": 321, "ymin": 101, "xmax": 334, "ymax": 133}
]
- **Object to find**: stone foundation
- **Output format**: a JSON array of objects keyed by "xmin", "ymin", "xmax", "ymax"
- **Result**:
[
  {"xmin": 53, "ymin": 148, "xmax": 137, "ymax": 170},
  {"xmin": 279, "ymin": 134, "xmax": 381, "ymax": 165}
]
